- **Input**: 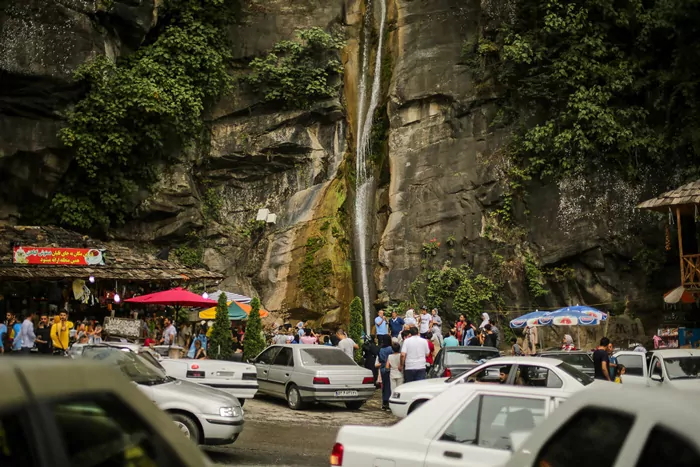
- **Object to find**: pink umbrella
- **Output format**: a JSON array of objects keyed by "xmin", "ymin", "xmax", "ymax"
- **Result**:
[{"xmin": 125, "ymin": 287, "xmax": 217, "ymax": 308}]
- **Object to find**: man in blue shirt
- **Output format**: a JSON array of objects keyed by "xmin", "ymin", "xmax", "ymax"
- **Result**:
[
  {"xmin": 388, "ymin": 310, "xmax": 404, "ymax": 338},
  {"xmin": 375, "ymin": 310, "xmax": 390, "ymax": 347},
  {"xmin": 443, "ymin": 329, "xmax": 459, "ymax": 347}
]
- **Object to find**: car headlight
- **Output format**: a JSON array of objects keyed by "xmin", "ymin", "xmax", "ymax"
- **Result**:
[
  {"xmin": 392, "ymin": 392, "xmax": 401, "ymax": 399},
  {"xmin": 219, "ymin": 407, "xmax": 240, "ymax": 417}
]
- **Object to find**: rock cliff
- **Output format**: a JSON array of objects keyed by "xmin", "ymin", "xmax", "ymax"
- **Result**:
[{"xmin": 0, "ymin": 0, "xmax": 675, "ymax": 329}]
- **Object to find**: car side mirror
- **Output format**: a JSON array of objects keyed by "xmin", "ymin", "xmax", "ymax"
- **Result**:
[
  {"xmin": 247, "ymin": 358, "xmax": 256, "ymax": 364},
  {"xmin": 509, "ymin": 431, "xmax": 530, "ymax": 451},
  {"xmin": 651, "ymin": 373, "xmax": 663, "ymax": 382}
]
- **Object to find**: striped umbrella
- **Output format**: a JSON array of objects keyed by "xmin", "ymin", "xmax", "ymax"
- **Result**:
[
  {"xmin": 509, "ymin": 310, "xmax": 552, "ymax": 329},
  {"xmin": 207, "ymin": 290, "xmax": 252, "ymax": 304}
]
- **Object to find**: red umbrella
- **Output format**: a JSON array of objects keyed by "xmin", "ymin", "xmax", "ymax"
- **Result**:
[{"xmin": 125, "ymin": 287, "xmax": 217, "ymax": 308}]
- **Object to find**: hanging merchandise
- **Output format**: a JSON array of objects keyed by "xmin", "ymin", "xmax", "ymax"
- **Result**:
[{"xmin": 666, "ymin": 225, "xmax": 672, "ymax": 251}]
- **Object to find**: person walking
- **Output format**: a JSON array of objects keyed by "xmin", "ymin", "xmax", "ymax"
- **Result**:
[
  {"xmin": 375, "ymin": 310, "xmax": 390, "ymax": 347},
  {"xmin": 377, "ymin": 339, "xmax": 393, "ymax": 410},
  {"xmin": 18, "ymin": 311, "xmax": 36, "ymax": 355},
  {"xmin": 400, "ymin": 327, "xmax": 430, "ymax": 382},
  {"xmin": 593, "ymin": 337, "xmax": 612, "ymax": 381},
  {"xmin": 388, "ymin": 311, "xmax": 404, "ymax": 338}
]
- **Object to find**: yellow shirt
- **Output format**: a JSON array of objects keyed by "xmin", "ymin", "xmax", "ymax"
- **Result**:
[{"xmin": 51, "ymin": 322, "xmax": 70, "ymax": 350}]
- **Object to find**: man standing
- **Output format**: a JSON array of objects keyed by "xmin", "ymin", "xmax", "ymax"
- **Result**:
[
  {"xmin": 593, "ymin": 337, "xmax": 612, "ymax": 381},
  {"xmin": 34, "ymin": 314, "xmax": 52, "ymax": 355},
  {"xmin": 443, "ymin": 329, "xmax": 459, "ymax": 347},
  {"xmin": 388, "ymin": 311, "xmax": 404, "ymax": 338},
  {"xmin": 375, "ymin": 310, "xmax": 390, "ymax": 347},
  {"xmin": 161, "ymin": 318, "xmax": 177, "ymax": 346},
  {"xmin": 400, "ymin": 327, "xmax": 430, "ymax": 383},
  {"xmin": 418, "ymin": 306, "xmax": 431, "ymax": 338},
  {"xmin": 377, "ymin": 339, "xmax": 394, "ymax": 410},
  {"xmin": 607, "ymin": 341, "xmax": 618, "ymax": 381},
  {"xmin": 18, "ymin": 311, "xmax": 36, "ymax": 355},
  {"xmin": 51, "ymin": 312, "xmax": 70, "ymax": 355},
  {"xmin": 337, "ymin": 329, "xmax": 358, "ymax": 360},
  {"xmin": 8, "ymin": 313, "xmax": 22, "ymax": 353}
]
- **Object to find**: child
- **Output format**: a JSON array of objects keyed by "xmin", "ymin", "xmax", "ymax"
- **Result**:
[
  {"xmin": 615, "ymin": 364, "xmax": 626, "ymax": 384},
  {"xmin": 511, "ymin": 337, "xmax": 523, "ymax": 356},
  {"xmin": 386, "ymin": 343, "xmax": 404, "ymax": 395}
]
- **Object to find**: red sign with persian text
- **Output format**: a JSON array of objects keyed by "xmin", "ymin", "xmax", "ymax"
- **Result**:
[{"xmin": 13, "ymin": 246, "xmax": 105, "ymax": 266}]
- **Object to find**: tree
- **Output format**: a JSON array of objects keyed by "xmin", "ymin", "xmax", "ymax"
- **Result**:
[
  {"xmin": 243, "ymin": 297, "xmax": 266, "ymax": 361},
  {"xmin": 209, "ymin": 293, "xmax": 234, "ymax": 360},
  {"xmin": 349, "ymin": 297, "xmax": 364, "ymax": 364}
]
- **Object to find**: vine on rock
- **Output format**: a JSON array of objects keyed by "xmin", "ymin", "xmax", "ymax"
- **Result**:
[{"xmin": 53, "ymin": 0, "xmax": 236, "ymax": 230}]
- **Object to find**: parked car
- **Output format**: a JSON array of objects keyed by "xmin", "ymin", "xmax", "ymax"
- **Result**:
[
  {"xmin": 537, "ymin": 350, "xmax": 595, "ymax": 378},
  {"xmin": 614, "ymin": 348, "xmax": 700, "ymax": 389},
  {"xmin": 427, "ymin": 346, "xmax": 501, "ymax": 378},
  {"xmin": 0, "ymin": 357, "xmax": 212, "ymax": 466},
  {"xmin": 151, "ymin": 345, "xmax": 259, "ymax": 405},
  {"xmin": 505, "ymin": 385, "xmax": 700, "ymax": 467},
  {"xmin": 390, "ymin": 356, "xmax": 595, "ymax": 418},
  {"xmin": 74, "ymin": 344, "xmax": 244, "ymax": 445},
  {"xmin": 252, "ymin": 344, "xmax": 375, "ymax": 410},
  {"xmin": 333, "ymin": 384, "xmax": 570, "ymax": 467}
]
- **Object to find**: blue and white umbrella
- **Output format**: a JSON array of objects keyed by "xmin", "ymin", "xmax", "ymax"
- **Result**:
[
  {"xmin": 509, "ymin": 310, "xmax": 551, "ymax": 329},
  {"xmin": 545, "ymin": 306, "xmax": 607, "ymax": 326}
]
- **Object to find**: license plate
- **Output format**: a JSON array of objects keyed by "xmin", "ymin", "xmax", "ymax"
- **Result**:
[
  {"xmin": 215, "ymin": 371, "xmax": 234, "ymax": 377},
  {"xmin": 334, "ymin": 390, "xmax": 358, "ymax": 397}
]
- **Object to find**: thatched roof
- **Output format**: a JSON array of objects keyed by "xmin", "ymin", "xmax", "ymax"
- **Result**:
[
  {"xmin": 637, "ymin": 180, "xmax": 700, "ymax": 212},
  {"xmin": 0, "ymin": 226, "xmax": 223, "ymax": 282}
]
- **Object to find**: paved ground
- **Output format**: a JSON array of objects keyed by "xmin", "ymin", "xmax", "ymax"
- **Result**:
[{"xmin": 204, "ymin": 390, "xmax": 397, "ymax": 466}]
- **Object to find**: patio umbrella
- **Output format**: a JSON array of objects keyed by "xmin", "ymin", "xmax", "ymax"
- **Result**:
[
  {"xmin": 207, "ymin": 290, "xmax": 252, "ymax": 304},
  {"xmin": 539, "ymin": 309, "xmax": 604, "ymax": 327},
  {"xmin": 125, "ymin": 287, "xmax": 217, "ymax": 308},
  {"xmin": 509, "ymin": 310, "xmax": 551, "ymax": 329},
  {"xmin": 199, "ymin": 301, "xmax": 270, "ymax": 321},
  {"xmin": 555, "ymin": 305, "xmax": 608, "ymax": 321}
]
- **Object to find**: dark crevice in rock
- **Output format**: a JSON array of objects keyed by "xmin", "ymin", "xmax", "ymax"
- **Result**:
[{"xmin": 0, "ymin": 71, "xmax": 82, "ymax": 119}]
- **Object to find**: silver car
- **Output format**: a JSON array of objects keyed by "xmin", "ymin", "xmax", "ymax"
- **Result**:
[
  {"xmin": 252, "ymin": 344, "xmax": 375, "ymax": 410},
  {"xmin": 75, "ymin": 345, "xmax": 244, "ymax": 445}
]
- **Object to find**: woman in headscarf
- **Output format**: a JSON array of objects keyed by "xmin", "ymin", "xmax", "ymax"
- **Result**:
[
  {"xmin": 561, "ymin": 334, "xmax": 576, "ymax": 351},
  {"xmin": 479, "ymin": 312, "xmax": 490, "ymax": 329},
  {"xmin": 404, "ymin": 309, "xmax": 417, "ymax": 328}
]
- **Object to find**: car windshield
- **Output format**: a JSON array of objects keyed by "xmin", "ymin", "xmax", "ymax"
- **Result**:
[
  {"xmin": 300, "ymin": 348, "xmax": 356, "ymax": 366},
  {"xmin": 664, "ymin": 356, "xmax": 700, "ymax": 380},
  {"xmin": 445, "ymin": 349, "xmax": 500, "ymax": 366},
  {"xmin": 545, "ymin": 353, "xmax": 594, "ymax": 369},
  {"xmin": 80, "ymin": 347, "xmax": 168, "ymax": 385},
  {"xmin": 557, "ymin": 361, "xmax": 593, "ymax": 386}
]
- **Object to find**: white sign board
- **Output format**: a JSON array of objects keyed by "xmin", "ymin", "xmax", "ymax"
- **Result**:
[{"xmin": 103, "ymin": 317, "xmax": 142, "ymax": 339}]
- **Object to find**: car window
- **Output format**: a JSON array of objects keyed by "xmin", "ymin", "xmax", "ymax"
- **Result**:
[
  {"xmin": 0, "ymin": 410, "xmax": 39, "ymax": 466},
  {"xmin": 617, "ymin": 354, "xmax": 645, "ymax": 377},
  {"xmin": 556, "ymin": 354, "xmax": 594, "ymax": 369},
  {"xmin": 440, "ymin": 395, "xmax": 546, "ymax": 451},
  {"xmin": 651, "ymin": 358, "xmax": 663, "ymax": 377},
  {"xmin": 535, "ymin": 408, "xmax": 635, "ymax": 467},
  {"xmin": 514, "ymin": 365, "xmax": 563, "ymax": 388},
  {"xmin": 663, "ymin": 357, "xmax": 700, "ymax": 380},
  {"xmin": 50, "ymin": 394, "xmax": 185, "ymax": 467},
  {"xmin": 273, "ymin": 347, "xmax": 293, "ymax": 366},
  {"xmin": 300, "ymin": 348, "xmax": 356, "ymax": 366},
  {"xmin": 445, "ymin": 349, "xmax": 500, "ymax": 365},
  {"xmin": 636, "ymin": 425, "xmax": 700, "ymax": 467},
  {"xmin": 556, "ymin": 361, "xmax": 594, "ymax": 386},
  {"xmin": 257, "ymin": 346, "xmax": 281, "ymax": 365},
  {"xmin": 463, "ymin": 364, "xmax": 512, "ymax": 384}
]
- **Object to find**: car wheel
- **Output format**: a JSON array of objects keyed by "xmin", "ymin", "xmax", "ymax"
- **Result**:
[
  {"xmin": 408, "ymin": 400, "xmax": 426, "ymax": 415},
  {"xmin": 345, "ymin": 401, "xmax": 364, "ymax": 410},
  {"xmin": 171, "ymin": 413, "xmax": 200, "ymax": 443},
  {"xmin": 286, "ymin": 385, "xmax": 305, "ymax": 410}
]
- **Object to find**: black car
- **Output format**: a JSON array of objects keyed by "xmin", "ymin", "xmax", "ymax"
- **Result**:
[
  {"xmin": 427, "ymin": 346, "xmax": 501, "ymax": 379},
  {"xmin": 537, "ymin": 350, "xmax": 595, "ymax": 378}
]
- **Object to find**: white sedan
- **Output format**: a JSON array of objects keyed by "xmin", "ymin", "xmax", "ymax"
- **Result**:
[
  {"xmin": 333, "ymin": 384, "xmax": 570, "ymax": 467},
  {"xmin": 389, "ymin": 356, "xmax": 595, "ymax": 418}
]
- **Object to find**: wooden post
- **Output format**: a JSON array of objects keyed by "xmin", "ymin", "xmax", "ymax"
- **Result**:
[{"xmin": 677, "ymin": 207, "xmax": 685, "ymax": 286}]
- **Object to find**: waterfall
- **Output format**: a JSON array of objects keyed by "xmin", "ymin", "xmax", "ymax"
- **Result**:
[{"xmin": 354, "ymin": 0, "xmax": 387, "ymax": 334}]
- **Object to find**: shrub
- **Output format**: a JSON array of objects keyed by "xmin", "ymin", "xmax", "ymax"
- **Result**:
[
  {"xmin": 243, "ymin": 298, "xmax": 266, "ymax": 361},
  {"xmin": 209, "ymin": 293, "xmax": 234, "ymax": 360}
]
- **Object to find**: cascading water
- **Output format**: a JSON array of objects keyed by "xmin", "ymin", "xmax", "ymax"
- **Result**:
[{"xmin": 354, "ymin": 0, "xmax": 387, "ymax": 334}]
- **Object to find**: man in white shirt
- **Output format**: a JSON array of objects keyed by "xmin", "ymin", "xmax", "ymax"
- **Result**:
[
  {"xmin": 336, "ymin": 329, "xmax": 358, "ymax": 361},
  {"xmin": 161, "ymin": 318, "xmax": 177, "ymax": 346},
  {"xmin": 418, "ymin": 306, "xmax": 431, "ymax": 338},
  {"xmin": 400, "ymin": 327, "xmax": 430, "ymax": 382}
]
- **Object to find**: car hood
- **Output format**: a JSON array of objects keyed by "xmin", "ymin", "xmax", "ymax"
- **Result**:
[
  {"xmin": 153, "ymin": 378, "xmax": 241, "ymax": 407},
  {"xmin": 396, "ymin": 377, "xmax": 450, "ymax": 394}
]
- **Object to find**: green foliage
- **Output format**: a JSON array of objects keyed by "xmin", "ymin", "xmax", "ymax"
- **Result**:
[
  {"xmin": 408, "ymin": 261, "xmax": 500, "ymax": 323},
  {"xmin": 300, "ymin": 237, "xmax": 333, "ymax": 301},
  {"xmin": 202, "ymin": 186, "xmax": 223, "ymax": 222},
  {"xmin": 465, "ymin": 0, "xmax": 700, "ymax": 183},
  {"xmin": 422, "ymin": 238, "xmax": 441, "ymax": 257},
  {"xmin": 633, "ymin": 247, "xmax": 666, "ymax": 277},
  {"xmin": 348, "ymin": 297, "xmax": 364, "ymax": 364},
  {"xmin": 524, "ymin": 253, "xmax": 549, "ymax": 298},
  {"xmin": 239, "ymin": 219, "xmax": 266, "ymax": 239},
  {"xmin": 53, "ymin": 0, "xmax": 236, "ymax": 230},
  {"xmin": 246, "ymin": 27, "xmax": 345, "ymax": 109},
  {"xmin": 209, "ymin": 293, "xmax": 234, "ymax": 360},
  {"xmin": 243, "ymin": 298, "xmax": 266, "ymax": 361},
  {"xmin": 173, "ymin": 244, "xmax": 204, "ymax": 268}
]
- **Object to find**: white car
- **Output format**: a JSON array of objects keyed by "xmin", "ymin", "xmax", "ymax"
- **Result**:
[
  {"xmin": 614, "ymin": 349, "xmax": 700, "ymax": 390},
  {"xmin": 333, "ymin": 384, "xmax": 569, "ymax": 467},
  {"xmin": 152, "ymin": 346, "xmax": 259, "ymax": 404},
  {"xmin": 505, "ymin": 384, "xmax": 700, "ymax": 467},
  {"xmin": 389, "ymin": 356, "xmax": 594, "ymax": 418}
]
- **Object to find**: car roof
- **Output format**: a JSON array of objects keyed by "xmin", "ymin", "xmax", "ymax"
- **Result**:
[
  {"xmin": 445, "ymin": 346, "xmax": 500, "ymax": 352},
  {"xmin": 483, "ymin": 356, "xmax": 563, "ymax": 366},
  {"xmin": 539, "ymin": 350, "xmax": 589, "ymax": 355},
  {"xmin": 442, "ymin": 382, "xmax": 573, "ymax": 398},
  {"xmin": 649, "ymin": 349, "xmax": 700, "ymax": 358}
]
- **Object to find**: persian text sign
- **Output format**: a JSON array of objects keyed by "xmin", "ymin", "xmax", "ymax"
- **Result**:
[{"xmin": 13, "ymin": 246, "xmax": 105, "ymax": 266}]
